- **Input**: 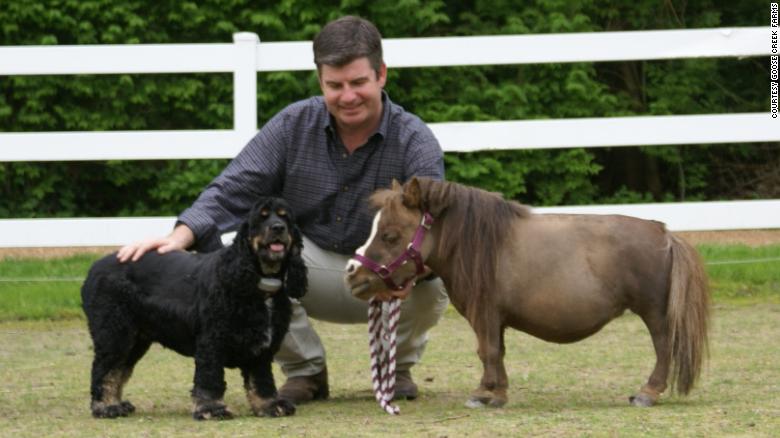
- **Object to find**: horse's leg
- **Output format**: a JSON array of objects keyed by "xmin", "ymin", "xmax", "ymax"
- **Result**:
[
  {"xmin": 465, "ymin": 316, "xmax": 508, "ymax": 408},
  {"xmin": 630, "ymin": 312, "xmax": 670, "ymax": 407}
]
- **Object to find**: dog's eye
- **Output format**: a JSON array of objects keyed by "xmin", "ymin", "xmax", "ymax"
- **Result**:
[
  {"xmin": 260, "ymin": 209, "xmax": 270, "ymax": 217},
  {"xmin": 277, "ymin": 209, "xmax": 287, "ymax": 216}
]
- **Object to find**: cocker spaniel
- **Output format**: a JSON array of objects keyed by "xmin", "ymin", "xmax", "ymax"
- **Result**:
[{"xmin": 81, "ymin": 197, "xmax": 306, "ymax": 420}]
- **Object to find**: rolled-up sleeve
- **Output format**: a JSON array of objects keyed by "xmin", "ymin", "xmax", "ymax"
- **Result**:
[{"xmin": 177, "ymin": 112, "xmax": 288, "ymax": 249}]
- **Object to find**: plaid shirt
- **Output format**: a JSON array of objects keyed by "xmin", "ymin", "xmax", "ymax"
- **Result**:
[{"xmin": 178, "ymin": 92, "xmax": 444, "ymax": 254}]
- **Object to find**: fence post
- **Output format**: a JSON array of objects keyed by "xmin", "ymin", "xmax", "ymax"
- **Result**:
[{"xmin": 232, "ymin": 32, "xmax": 259, "ymax": 142}]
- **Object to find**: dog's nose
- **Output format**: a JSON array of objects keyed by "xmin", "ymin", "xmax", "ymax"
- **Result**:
[{"xmin": 271, "ymin": 222, "xmax": 287, "ymax": 234}]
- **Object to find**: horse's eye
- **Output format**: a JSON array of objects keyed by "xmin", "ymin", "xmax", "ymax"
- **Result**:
[{"xmin": 382, "ymin": 232, "xmax": 399, "ymax": 245}]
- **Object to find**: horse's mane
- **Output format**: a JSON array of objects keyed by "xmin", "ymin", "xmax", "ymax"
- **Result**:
[{"xmin": 416, "ymin": 178, "xmax": 530, "ymax": 321}]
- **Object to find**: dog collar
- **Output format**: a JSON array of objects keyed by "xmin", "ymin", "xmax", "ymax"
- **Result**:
[{"xmin": 257, "ymin": 277, "xmax": 282, "ymax": 293}]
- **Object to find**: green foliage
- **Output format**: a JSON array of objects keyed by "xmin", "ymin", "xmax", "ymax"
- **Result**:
[
  {"xmin": 445, "ymin": 149, "xmax": 601, "ymax": 205},
  {"xmin": 0, "ymin": 0, "xmax": 772, "ymax": 217}
]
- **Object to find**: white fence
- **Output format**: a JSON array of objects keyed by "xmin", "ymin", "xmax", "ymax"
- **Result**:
[{"xmin": 0, "ymin": 27, "xmax": 778, "ymax": 247}]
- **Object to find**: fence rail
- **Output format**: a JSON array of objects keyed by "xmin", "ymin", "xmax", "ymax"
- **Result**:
[
  {"xmin": 1, "ymin": 27, "xmax": 768, "ymax": 75},
  {"xmin": 0, "ymin": 26, "xmax": 777, "ymax": 247}
]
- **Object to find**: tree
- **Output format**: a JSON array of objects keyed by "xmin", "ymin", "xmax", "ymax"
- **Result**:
[{"xmin": 0, "ymin": 0, "xmax": 772, "ymax": 218}]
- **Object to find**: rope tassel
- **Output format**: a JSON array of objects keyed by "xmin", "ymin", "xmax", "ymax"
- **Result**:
[{"xmin": 368, "ymin": 297, "xmax": 401, "ymax": 415}]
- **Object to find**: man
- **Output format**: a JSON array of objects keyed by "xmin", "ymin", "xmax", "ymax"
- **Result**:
[{"xmin": 118, "ymin": 15, "xmax": 449, "ymax": 404}]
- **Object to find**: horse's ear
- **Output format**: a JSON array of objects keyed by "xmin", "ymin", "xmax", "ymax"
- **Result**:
[
  {"xmin": 402, "ymin": 177, "xmax": 422, "ymax": 209},
  {"xmin": 391, "ymin": 178, "xmax": 403, "ymax": 192}
]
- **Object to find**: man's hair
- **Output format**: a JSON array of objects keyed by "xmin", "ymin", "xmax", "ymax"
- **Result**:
[{"xmin": 313, "ymin": 16, "xmax": 384, "ymax": 75}]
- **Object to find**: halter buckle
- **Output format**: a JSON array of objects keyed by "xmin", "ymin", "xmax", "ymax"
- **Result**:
[{"xmin": 421, "ymin": 212, "xmax": 433, "ymax": 230}]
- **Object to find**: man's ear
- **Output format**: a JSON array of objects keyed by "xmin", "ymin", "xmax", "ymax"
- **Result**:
[
  {"xmin": 376, "ymin": 62, "xmax": 387, "ymax": 87},
  {"xmin": 402, "ymin": 177, "xmax": 422, "ymax": 209}
]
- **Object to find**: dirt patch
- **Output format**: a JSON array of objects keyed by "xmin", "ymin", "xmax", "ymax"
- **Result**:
[
  {"xmin": 0, "ymin": 246, "xmax": 119, "ymax": 260},
  {"xmin": 675, "ymin": 230, "xmax": 780, "ymax": 247}
]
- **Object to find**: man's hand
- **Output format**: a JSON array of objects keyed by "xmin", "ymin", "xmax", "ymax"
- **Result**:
[{"xmin": 116, "ymin": 224, "xmax": 195, "ymax": 263}]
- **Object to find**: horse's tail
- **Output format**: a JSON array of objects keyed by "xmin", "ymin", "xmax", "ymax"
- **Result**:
[{"xmin": 666, "ymin": 234, "xmax": 710, "ymax": 395}]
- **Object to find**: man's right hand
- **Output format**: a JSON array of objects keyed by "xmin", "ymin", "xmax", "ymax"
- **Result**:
[{"xmin": 116, "ymin": 224, "xmax": 195, "ymax": 263}]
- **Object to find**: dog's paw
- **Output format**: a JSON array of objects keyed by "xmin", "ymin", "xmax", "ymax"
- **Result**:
[
  {"xmin": 261, "ymin": 399, "xmax": 296, "ymax": 417},
  {"xmin": 119, "ymin": 401, "xmax": 136, "ymax": 414},
  {"xmin": 193, "ymin": 403, "xmax": 234, "ymax": 421},
  {"xmin": 91, "ymin": 401, "xmax": 133, "ymax": 419}
]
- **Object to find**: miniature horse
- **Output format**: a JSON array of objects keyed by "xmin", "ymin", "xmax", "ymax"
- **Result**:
[{"xmin": 345, "ymin": 177, "xmax": 709, "ymax": 408}]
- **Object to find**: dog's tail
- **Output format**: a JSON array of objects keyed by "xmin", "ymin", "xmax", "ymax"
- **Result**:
[{"xmin": 81, "ymin": 254, "xmax": 141, "ymax": 319}]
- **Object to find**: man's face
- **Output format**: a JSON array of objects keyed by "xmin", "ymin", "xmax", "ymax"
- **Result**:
[{"xmin": 319, "ymin": 57, "xmax": 387, "ymax": 135}]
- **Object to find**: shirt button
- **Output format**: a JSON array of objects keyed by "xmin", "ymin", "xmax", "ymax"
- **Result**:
[
  {"xmin": 341, "ymin": 153, "xmax": 348, "ymax": 159},
  {"xmin": 336, "ymin": 216, "xmax": 342, "ymax": 222},
  {"xmin": 332, "ymin": 243, "xmax": 340, "ymax": 250},
  {"xmin": 342, "ymin": 185, "xmax": 348, "ymax": 192}
]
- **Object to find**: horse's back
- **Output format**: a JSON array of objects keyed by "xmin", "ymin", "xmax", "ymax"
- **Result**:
[{"xmin": 497, "ymin": 213, "xmax": 673, "ymax": 342}]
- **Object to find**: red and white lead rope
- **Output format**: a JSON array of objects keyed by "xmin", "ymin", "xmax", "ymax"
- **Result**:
[{"xmin": 368, "ymin": 297, "xmax": 401, "ymax": 415}]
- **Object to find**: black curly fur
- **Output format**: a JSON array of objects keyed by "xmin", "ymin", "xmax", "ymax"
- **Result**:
[{"xmin": 81, "ymin": 197, "xmax": 307, "ymax": 420}]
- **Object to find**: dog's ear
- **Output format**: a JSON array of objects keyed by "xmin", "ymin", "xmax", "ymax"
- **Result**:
[
  {"xmin": 239, "ymin": 198, "xmax": 272, "ymax": 251},
  {"xmin": 284, "ymin": 223, "xmax": 307, "ymax": 299},
  {"xmin": 234, "ymin": 220, "xmax": 252, "ymax": 253}
]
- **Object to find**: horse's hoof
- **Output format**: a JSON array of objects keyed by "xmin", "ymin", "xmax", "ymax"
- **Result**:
[
  {"xmin": 629, "ymin": 393, "xmax": 655, "ymax": 407},
  {"xmin": 465, "ymin": 396, "xmax": 505, "ymax": 409},
  {"xmin": 488, "ymin": 398, "xmax": 507, "ymax": 408},
  {"xmin": 465, "ymin": 397, "xmax": 487, "ymax": 409}
]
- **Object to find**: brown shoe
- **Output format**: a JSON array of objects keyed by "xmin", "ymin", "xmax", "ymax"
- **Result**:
[
  {"xmin": 278, "ymin": 367, "xmax": 329, "ymax": 404},
  {"xmin": 393, "ymin": 369, "xmax": 418, "ymax": 400}
]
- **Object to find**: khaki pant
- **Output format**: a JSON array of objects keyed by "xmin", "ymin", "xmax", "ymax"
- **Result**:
[{"xmin": 274, "ymin": 236, "xmax": 449, "ymax": 377}]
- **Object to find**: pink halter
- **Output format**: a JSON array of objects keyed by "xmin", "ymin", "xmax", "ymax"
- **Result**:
[{"xmin": 352, "ymin": 212, "xmax": 434, "ymax": 291}]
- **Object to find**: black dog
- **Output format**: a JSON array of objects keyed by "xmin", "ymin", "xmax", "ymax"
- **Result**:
[{"xmin": 81, "ymin": 197, "xmax": 306, "ymax": 420}]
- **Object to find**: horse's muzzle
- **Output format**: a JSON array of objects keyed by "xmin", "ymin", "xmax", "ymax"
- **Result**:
[{"xmin": 349, "ymin": 281, "xmax": 373, "ymax": 300}]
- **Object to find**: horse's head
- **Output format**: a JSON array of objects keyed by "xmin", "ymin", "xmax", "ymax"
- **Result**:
[{"xmin": 345, "ymin": 178, "xmax": 435, "ymax": 301}]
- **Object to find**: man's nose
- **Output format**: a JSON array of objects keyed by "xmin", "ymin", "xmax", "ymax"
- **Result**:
[{"xmin": 340, "ymin": 85, "xmax": 357, "ymax": 102}]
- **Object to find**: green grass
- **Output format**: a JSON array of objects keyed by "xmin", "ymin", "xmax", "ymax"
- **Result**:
[
  {"xmin": 697, "ymin": 244, "xmax": 780, "ymax": 303},
  {"xmin": 1, "ymin": 245, "xmax": 779, "ymax": 320},
  {"xmin": 1, "ymin": 304, "xmax": 779, "ymax": 437},
  {"xmin": 0, "ymin": 254, "xmax": 96, "ymax": 320},
  {"xmin": 0, "ymin": 245, "xmax": 779, "ymax": 435}
]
